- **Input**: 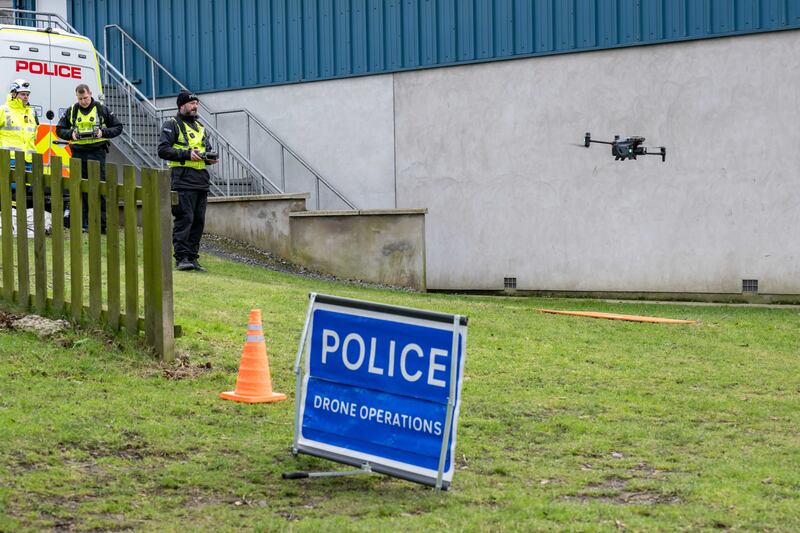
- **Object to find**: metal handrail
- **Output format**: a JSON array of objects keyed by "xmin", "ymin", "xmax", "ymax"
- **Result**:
[
  {"xmin": 151, "ymin": 107, "xmax": 283, "ymax": 195},
  {"xmin": 102, "ymin": 24, "xmax": 284, "ymax": 195},
  {"xmin": 0, "ymin": 9, "xmax": 255, "ymax": 196},
  {"xmin": 211, "ymin": 109, "xmax": 356, "ymax": 210},
  {"xmin": 103, "ymin": 24, "xmax": 185, "ymax": 107},
  {"xmin": 96, "ymin": 51, "xmax": 281, "ymax": 193},
  {"xmin": 101, "ymin": 23, "xmax": 356, "ymax": 208},
  {"xmin": 4, "ymin": 13, "xmax": 353, "ymax": 206},
  {"xmin": 96, "ymin": 55, "xmax": 163, "ymax": 161},
  {"xmin": 0, "ymin": 8, "xmax": 79, "ymax": 33}
]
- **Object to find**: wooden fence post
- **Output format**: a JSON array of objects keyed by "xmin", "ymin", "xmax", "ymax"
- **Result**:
[
  {"xmin": 0, "ymin": 150, "xmax": 13, "ymax": 302},
  {"xmin": 31, "ymin": 154, "xmax": 46, "ymax": 314},
  {"xmin": 14, "ymin": 151, "xmax": 29, "ymax": 308},
  {"xmin": 157, "ymin": 169, "xmax": 175, "ymax": 361},
  {"xmin": 50, "ymin": 156, "xmax": 65, "ymax": 316},
  {"xmin": 123, "ymin": 165, "xmax": 138, "ymax": 335},
  {"xmin": 142, "ymin": 168, "xmax": 174, "ymax": 361},
  {"xmin": 105, "ymin": 164, "xmax": 120, "ymax": 330},
  {"xmin": 87, "ymin": 160, "xmax": 102, "ymax": 322},
  {"xmin": 68, "ymin": 157, "xmax": 83, "ymax": 322}
]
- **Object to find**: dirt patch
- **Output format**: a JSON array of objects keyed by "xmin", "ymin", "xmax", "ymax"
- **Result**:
[
  {"xmin": 200, "ymin": 233, "xmax": 417, "ymax": 292},
  {"xmin": 0, "ymin": 310, "xmax": 20, "ymax": 328},
  {"xmin": 59, "ymin": 441, "xmax": 147, "ymax": 462},
  {"xmin": 57, "ymin": 430, "xmax": 183, "ymax": 462},
  {"xmin": 180, "ymin": 487, "xmax": 237, "ymax": 508},
  {"xmin": 0, "ymin": 311, "xmax": 71, "ymax": 337},
  {"xmin": 627, "ymin": 462, "xmax": 668, "ymax": 478},
  {"xmin": 564, "ymin": 475, "xmax": 682, "ymax": 505},
  {"xmin": 0, "ymin": 311, "xmax": 72, "ymax": 342},
  {"xmin": 276, "ymin": 510, "xmax": 302, "ymax": 521},
  {"xmin": 11, "ymin": 314, "xmax": 71, "ymax": 337},
  {"xmin": 159, "ymin": 353, "xmax": 213, "ymax": 380},
  {"xmin": 587, "ymin": 476, "xmax": 629, "ymax": 490},
  {"xmin": 46, "ymin": 513, "xmax": 78, "ymax": 532},
  {"xmin": 32, "ymin": 496, "xmax": 139, "ymax": 532},
  {"xmin": 6, "ymin": 450, "xmax": 42, "ymax": 474},
  {"xmin": 564, "ymin": 489, "xmax": 681, "ymax": 506}
]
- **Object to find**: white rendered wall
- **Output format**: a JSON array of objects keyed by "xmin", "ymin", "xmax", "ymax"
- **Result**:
[
  {"xmin": 36, "ymin": 0, "xmax": 68, "ymax": 21},
  {"xmin": 198, "ymin": 30, "xmax": 800, "ymax": 294},
  {"xmin": 198, "ymin": 75, "xmax": 396, "ymax": 210},
  {"xmin": 393, "ymin": 30, "xmax": 800, "ymax": 293}
]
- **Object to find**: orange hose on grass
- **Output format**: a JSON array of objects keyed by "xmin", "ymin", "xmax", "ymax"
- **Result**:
[{"xmin": 539, "ymin": 309, "xmax": 697, "ymax": 324}]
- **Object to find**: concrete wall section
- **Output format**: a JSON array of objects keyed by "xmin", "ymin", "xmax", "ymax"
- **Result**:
[
  {"xmin": 205, "ymin": 194, "xmax": 309, "ymax": 260},
  {"xmin": 204, "ymin": 196, "xmax": 426, "ymax": 290},
  {"xmin": 289, "ymin": 210, "xmax": 426, "ymax": 290},
  {"xmin": 199, "ymin": 75, "xmax": 396, "ymax": 211},
  {"xmin": 394, "ymin": 31, "xmax": 800, "ymax": 293}
]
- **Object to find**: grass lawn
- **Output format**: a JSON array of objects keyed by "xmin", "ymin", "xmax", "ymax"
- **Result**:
[{"xmin": 1, "ymin": 250, "xmax": 799, "ymax": 531}]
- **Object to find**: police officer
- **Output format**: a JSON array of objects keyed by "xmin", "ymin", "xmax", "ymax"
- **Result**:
[
  {"xmin": 56, "ymin": 84, "xmax": 123, "ymax": 231},
  {"xmin": 0, "ymin": 78, "xmax": 38, "ymax": 168},
  {"xmin": 0, "ymin": 79, "xmax": 38, "ymax": 208},
  {"xmin": 157, "ymin": 89, "xmax": 218, "ymax": 272}
]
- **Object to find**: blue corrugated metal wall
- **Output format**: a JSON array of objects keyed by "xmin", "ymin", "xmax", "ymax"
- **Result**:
[{"xmin": 69, "ymin": 0, "xmax": 800, "ymax": 96}]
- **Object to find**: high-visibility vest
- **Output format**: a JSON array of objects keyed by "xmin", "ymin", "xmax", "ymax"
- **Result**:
[
  {"xmin": 71, "ymin": 104, "xmax": 106, "ymax": 146},
  {"xmin": 0, "ymin": 95, "xmax": 37, "ymax": 162},
  {"xmin": 167, "ymin": 118, "xmax": 206, "ymax": 170}
]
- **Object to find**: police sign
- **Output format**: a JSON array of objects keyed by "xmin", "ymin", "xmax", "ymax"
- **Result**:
[{"xmin": 292, "ymin": 293, "xmax": 468, "ymax": 489}]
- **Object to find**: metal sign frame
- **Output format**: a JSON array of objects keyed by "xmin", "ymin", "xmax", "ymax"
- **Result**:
[{"xmin": 292, "ymin": 293, "xmax": 468, "ymax": 489}]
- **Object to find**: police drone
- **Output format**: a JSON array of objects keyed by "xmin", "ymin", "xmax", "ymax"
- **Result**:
[{"xmin": 584, "ymin": 132, "xmax": 666, "ymax": 162}]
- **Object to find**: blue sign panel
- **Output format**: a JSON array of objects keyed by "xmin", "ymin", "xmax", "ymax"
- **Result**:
[{"xmin": 293, "ymin": 294, "xmax": 468, "ymax": 488}]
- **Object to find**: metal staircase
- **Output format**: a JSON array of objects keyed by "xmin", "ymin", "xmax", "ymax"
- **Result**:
[
  {"xmin": 2, "ymin": 9, "xmax": 356, "ymax": 208},
  {"xmin": 101, "ymin": 23, "xmax": 356, "ymax": 208},
  {"xmin": 99, "ymin": 59, "xmax": 279, "ymax": 197}
]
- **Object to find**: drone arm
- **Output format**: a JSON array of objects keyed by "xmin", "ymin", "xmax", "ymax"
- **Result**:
[
  {"xmin": 641, "ymin": 147, "xmax": 667, "ymax": 162},
  {"xmin": 584, "ymin": 132, "xmax": 618, "ymax": 147}
]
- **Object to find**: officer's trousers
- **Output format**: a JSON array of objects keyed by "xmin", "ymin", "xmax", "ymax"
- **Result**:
[
  {"xmin": 76, "ymin": 150, "xmax": 107, "ymax": 231},
  {"xmin": 172, "ymin": 189, "xmax": 207, "ymax": 262}
]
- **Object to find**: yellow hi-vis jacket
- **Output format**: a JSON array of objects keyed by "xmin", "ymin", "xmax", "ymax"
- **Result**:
[
  {"xmin": 71, "ymin": 104, "xmax": 106, "ymax": 146},
  {"xmin": 167, "ymin": 119, "xmax": 207, "ymax": 171},
  {"xmin": 0, "ymin": 95, "xmax": 37, "ymax": 162}
]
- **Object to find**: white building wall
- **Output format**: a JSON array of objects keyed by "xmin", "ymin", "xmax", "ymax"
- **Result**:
[
  {"xmin": 36, "ymin": 0, "xmax": 68, "ymax": 21},
  {"xmin": 199, "ymin": 30, "xmax": 800, "ymax": 294},
  {"xmin": 198, "ymin": 75, "xmax": 396, "ymax": 210},
  {"xmin": 395, "ymin": 31, "xmax": 800, "ymax": 293}
]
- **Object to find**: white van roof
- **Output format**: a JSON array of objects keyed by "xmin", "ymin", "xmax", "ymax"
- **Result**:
[{"xmin": 0, "ymin": 25, "xmax": 94, "ymax": 47}]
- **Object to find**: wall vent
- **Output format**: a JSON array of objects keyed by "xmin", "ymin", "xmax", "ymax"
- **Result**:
[
  {"xmin": 504, "ymin": 277, "xmax": 517, "ymax": 289},
  {"xmin": 742, "ymin": 279, "xmax": 758, "ymax": 293}
]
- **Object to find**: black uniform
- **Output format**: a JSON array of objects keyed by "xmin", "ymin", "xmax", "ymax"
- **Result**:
[
  {"xmin": 157, "ymin": 113, "xmax": 213, "ymax": 265},
  {"xmin": 55, "ymin": 99, "xmax": 123, "ymax": 230}
]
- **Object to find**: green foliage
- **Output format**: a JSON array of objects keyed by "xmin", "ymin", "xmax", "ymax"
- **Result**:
[{"xmin": 1, "ymin": 253, "xmax": 799, "ymax": 531}]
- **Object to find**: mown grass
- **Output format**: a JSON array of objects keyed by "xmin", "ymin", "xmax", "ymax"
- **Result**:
[{"xmin": 1, "ymin": 250, "xmax": 799, "ymax": 531}]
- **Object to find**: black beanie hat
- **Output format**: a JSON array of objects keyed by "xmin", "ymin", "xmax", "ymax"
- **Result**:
[{"xmin": 176, "ymin": 89, "xmax": 199, "ymax": 108}]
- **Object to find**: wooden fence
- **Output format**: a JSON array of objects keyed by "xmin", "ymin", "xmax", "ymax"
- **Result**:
[{"xmin": 0, "ymin": 149, "xmax": 175, "ymax": 361}]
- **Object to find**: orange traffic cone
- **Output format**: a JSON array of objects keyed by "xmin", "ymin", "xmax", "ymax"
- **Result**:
[{"xmin": 219, "ymin": 309, "xmax": 287, "ymax": 404}]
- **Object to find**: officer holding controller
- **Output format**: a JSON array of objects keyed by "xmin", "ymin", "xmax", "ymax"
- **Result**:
[
  {"xmin": 157, "ymin": 89, "xmax": 218, "ymax": 272},
  {"xmin": 56, "ymin": 83, "xmax": 123, "ymax": 232}
]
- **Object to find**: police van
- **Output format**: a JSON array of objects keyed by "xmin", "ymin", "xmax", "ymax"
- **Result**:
[{"xmin": 0, "ymin": 23, "xmax": 103, "ymax": 167}]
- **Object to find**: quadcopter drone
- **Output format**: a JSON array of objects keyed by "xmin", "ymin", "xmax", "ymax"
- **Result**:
[{"xmin": 584, "ymin": 132, "xmax": 666, "ymax": 162}]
